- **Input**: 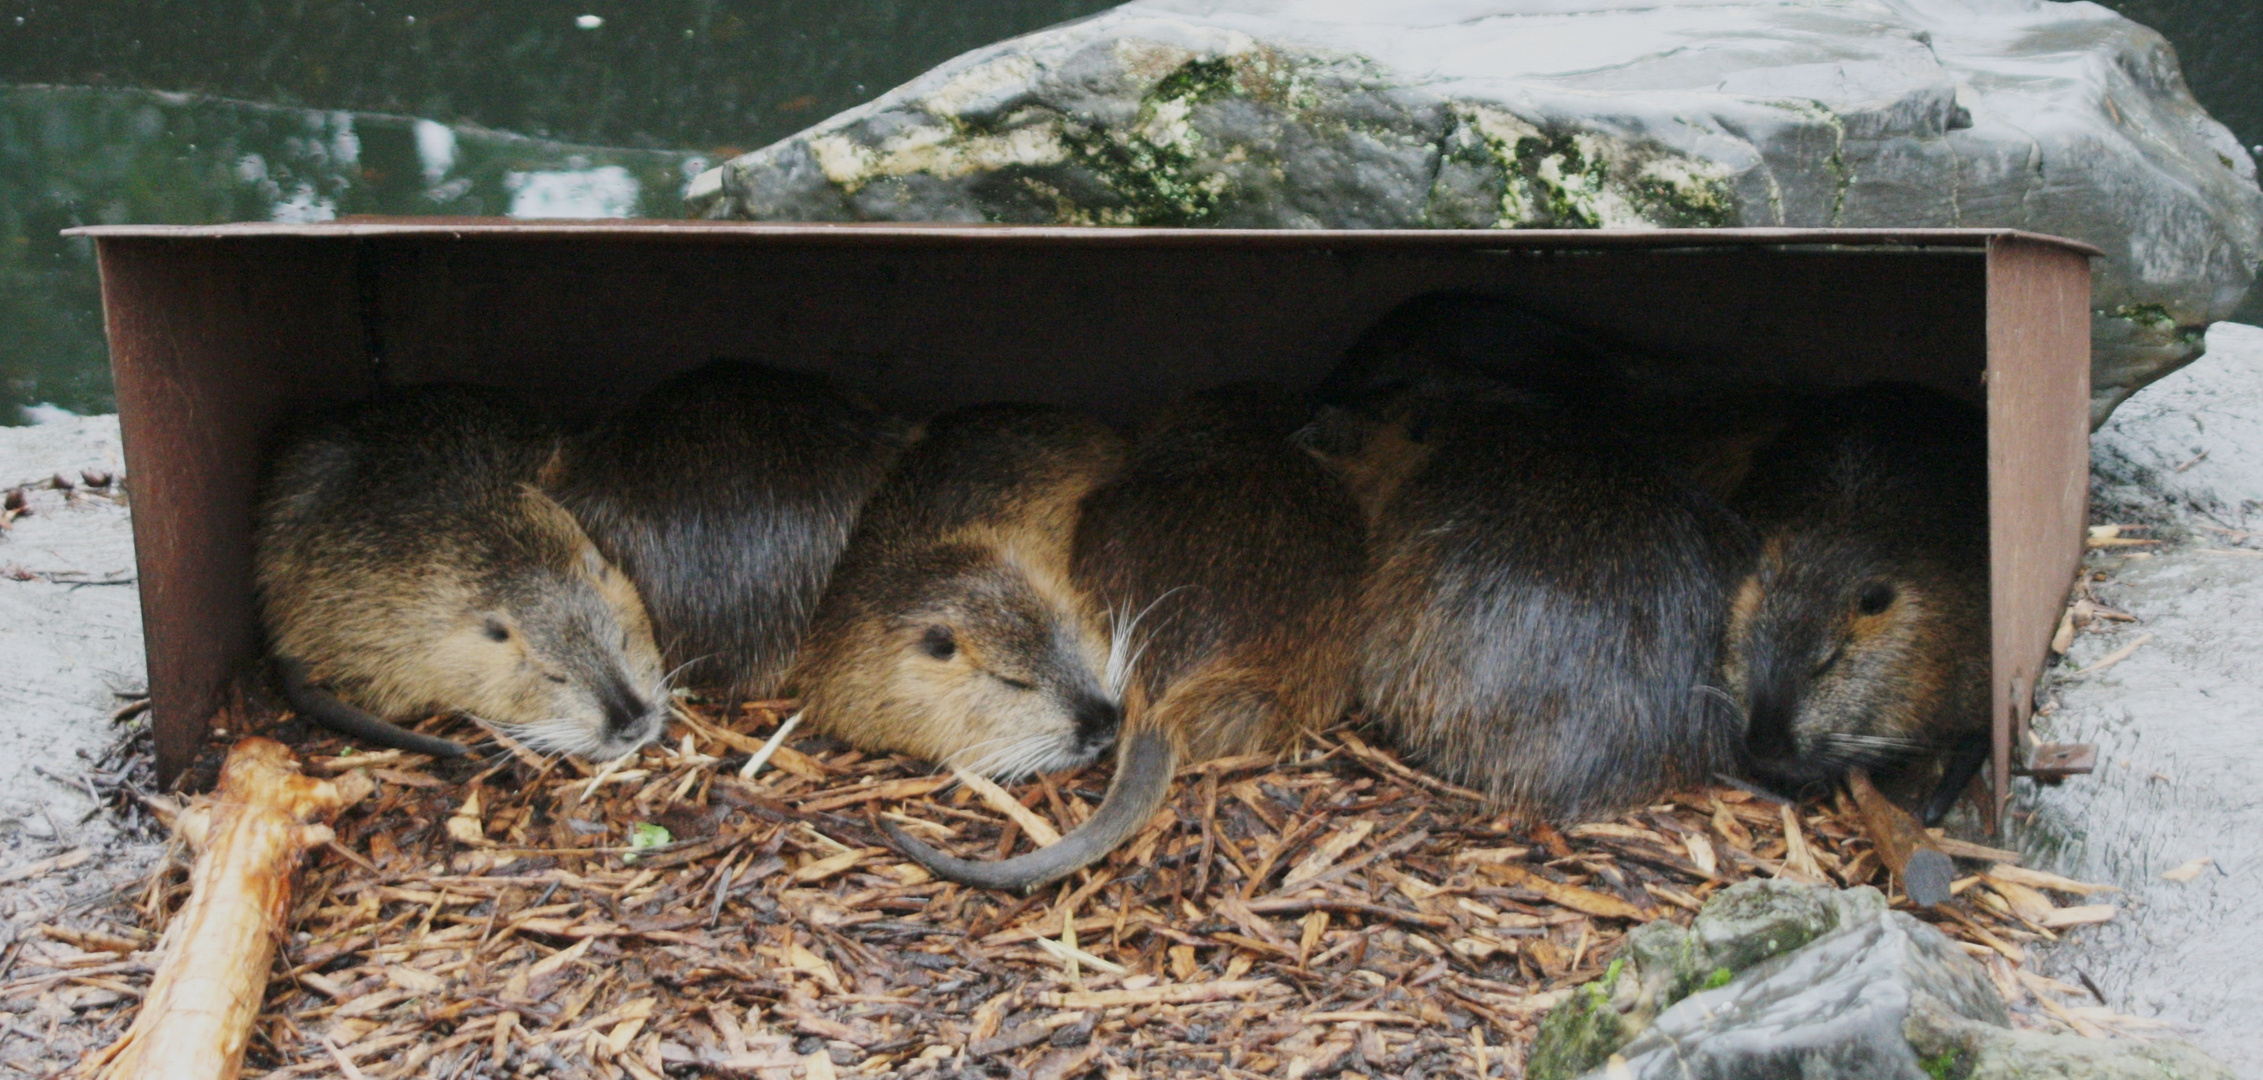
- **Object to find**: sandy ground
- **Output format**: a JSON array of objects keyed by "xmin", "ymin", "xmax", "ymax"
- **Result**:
[
  {"xmin": 2024, "ymin": 322, "xmax": 2263, "ymax": 1074},
  {"xmin": 0, "ymin": 415, "xmax": 166, "ymax": 1073},
  {"xmin": 0, "ymin": 326, "xmax": 2259, "ymax": 1070},
  {"xmin": 0, "ymin": 415, "xmax": 141, "ymax": 836}
]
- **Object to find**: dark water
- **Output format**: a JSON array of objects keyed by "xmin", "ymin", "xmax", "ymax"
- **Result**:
[
  {"xmin": 0, "ymin": 0, "xmax": 2252, "ymax": 420},
  {"xmin": 0, "ymin": 1, "xmax": 1118, "ymax": 420}
]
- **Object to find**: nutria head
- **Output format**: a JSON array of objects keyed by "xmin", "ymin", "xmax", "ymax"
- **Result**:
[
  {"xmin": 1720, "ymin": 387, "xmax": 1990, "ymax": 797},
  {"xmin": 1723, "ymin": 541, "xmax": 1980, "ymax": 793},
  {"xmin": 262, "ymin": 484, "xmax": 670, "ymax": 761},
  {"xmin": 443, "ymin": 490, "xmax": 670, "ymax": 758},
  {"xmin": 793, "ymin": 542, "xmax": 1120, "ymax": 778}
]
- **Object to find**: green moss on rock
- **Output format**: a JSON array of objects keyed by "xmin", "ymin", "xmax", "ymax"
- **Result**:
[{"xmin": 1528, "ymin": 960, "xmax": 1637, "ymax": 1080}]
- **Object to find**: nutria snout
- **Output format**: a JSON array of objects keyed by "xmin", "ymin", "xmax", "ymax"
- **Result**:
[
  {"xmin": 787, "ymin": 403, "xmax": 1125, "ymax": 778},
  {"xmin": 255, "ymin": 385, "xmax": 669, "ymax": 760},
  {"xmin": 1721, "ymin": 382, "xmax": 1991, "ymax": 799}
]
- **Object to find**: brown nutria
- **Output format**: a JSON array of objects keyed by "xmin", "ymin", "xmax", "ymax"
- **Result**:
[
  {"xmin": 254, "ymin": 385, "xmax": 669, "ymax": 760},
  {"xmin": 551, "ymin": 361, "xmax": 908, "ymax": 698},
  {"xmin": 1720, "ymin": 382, "xmax": 1990, "ymax": 803},
  {"xmin": 1310, "ymin": 295, "xmax": 1752, "ymax": 820},
  {"xmin": 886, "ymin": 384, "xmax": 1368, "ymax": 890},
  {"xmin": 786, "ymin": 403, "xmax": 1126, "ymax": 779}
]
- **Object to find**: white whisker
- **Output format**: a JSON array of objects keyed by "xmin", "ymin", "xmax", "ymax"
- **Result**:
[{"xmin": 1105, "ymin": 587, "xmax": 1186, "ymax": 697}]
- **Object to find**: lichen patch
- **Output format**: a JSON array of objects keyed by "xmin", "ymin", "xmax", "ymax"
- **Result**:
[{"xmin": 808, "ymin": 121, "xmax": 1070, "ymax": 192}]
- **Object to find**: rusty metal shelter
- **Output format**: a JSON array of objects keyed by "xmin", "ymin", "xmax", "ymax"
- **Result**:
[{"xmin": 62, "ymin": 221, "xmax": 2097, "ymax": 828}]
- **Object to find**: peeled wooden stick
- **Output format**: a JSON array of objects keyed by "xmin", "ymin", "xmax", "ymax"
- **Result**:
[
  {"xmin": 1846, "ymin": 768, "xmax": 1954, "ymax": 907},
  {"xmin": 87, "ymin": 737, "xmax": 373, "ymax": 1080}
]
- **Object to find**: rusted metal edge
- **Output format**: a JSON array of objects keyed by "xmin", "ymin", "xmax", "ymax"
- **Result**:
[
  {"xmin": 2016, "ymin": 743, "xmax": 2098, "ymax": 783},
  {"xmin": 60, "ymin": 220, "xmax": 2105, "ymax": 256}
]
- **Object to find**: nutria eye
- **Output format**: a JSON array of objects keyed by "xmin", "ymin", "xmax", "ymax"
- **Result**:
[
  {"xmin": 996, "ymin": 675, "xmax": 1035, "ymax": 691},
  {"xmin": 920, "ymin": 626, "xmax": 956, "ymax": 660},
  {"xmin": 1856, "ymin": 581, "xmax": 1896, "ymax": 616},
  {"xmin": 546, "ymin": 673, "xmax": 567, "ymax": 684},
  {"xmin": 484, "ymin": 620, "xmax": 511, "ymax": 642}
]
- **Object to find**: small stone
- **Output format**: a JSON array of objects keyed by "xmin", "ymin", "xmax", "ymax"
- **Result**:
[
  {"xmin": 79, "ymin": 470, "xmax": 111, "ymax": 489},
  {"xmin": 49, "ymin": 472, "xmax": 72, "ymax": 492}
]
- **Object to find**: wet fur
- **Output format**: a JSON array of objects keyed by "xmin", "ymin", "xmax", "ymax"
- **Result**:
[
  {"xmin": 1346, "ymin": 403, "xmax": 1750, "ymax": 817},
  {"xmin": 254, "ymin": 385, "xmax": 668, "ymax": 760},
  {"xmin": 1313, "ymin": 294, "xmax": 1750, "ymax": 819},
  {"xmin": 787, "ymin": 404, "xmax": 1125, "ymax": 777},
  {"xmin": 1721, "ymin": 383, "xmax": 1990, "ymax": 795},
  {"xmin": 553, "ymin": 361, "xmax": 906, "ymax": 697}
]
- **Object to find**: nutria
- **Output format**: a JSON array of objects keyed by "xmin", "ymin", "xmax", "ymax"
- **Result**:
[
  {"xmin": 886, "ymin": 385, "xmax": 1368, "ymax": 890},
  {"xmin": 551, "ymin": 361, "xmax": 907, "ymax": 697},
  {"xmin": 786, "ymin": 403, "xmax": 1126, "ymax": 780},
  {"xmin": 1719, "ymin": 382, "xmax": 1990, "ymax": 800},
  {"xmin": 1314, "ymin": 292, "xmax": 1628, "ymax": 414},
  {"xmin": 1309, "ymin": 293, "xmax": 1753, "ymax": 819},
  {"xmin": 255, "ymin": 385, "xmax": 669, "ymax": 760}
]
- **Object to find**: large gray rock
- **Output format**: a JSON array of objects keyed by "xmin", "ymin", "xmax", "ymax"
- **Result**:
[
  {"xmin": 689, "ymin": 0, "xmax": 2263, "ymax": 425},
  {"xmin": 1529, "ymin": 881, "xmax": 1899, "ymax": 1078},
  {"xmin": 1530, "ymin": 881, "xmax": 2238, "ymax": 1080},
  {"xmin": 1602, "ymin": 906, "xmax": 2008, "ymax": 1079},
  {"xmin": 2089, "ymin": 321, "xmax": 2263, "ymax": 527}
]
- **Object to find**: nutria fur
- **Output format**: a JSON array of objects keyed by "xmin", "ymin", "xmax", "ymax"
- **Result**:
[
  {"xmin": 1720, "ymin": 383, "xmax": 1990, "ymax": 798},
  {"xmin": 888, "ymin": 385, "xmax": 1367, "ymax": 890},
  {"xmin": 1336, "ymin": 392, "xmax": 1749, "ymax": 818},
  {"xmin": 552, "ymin": 361, "xmax": 907, "ymax": 697},
  {"xmin": 255, "ymin": 385, "xmax": 669, "ymax": 760},
  {"xmin": 787, "ymin": 404, "xmax": 1125, "ymax": 778},
  {"xmin": 1311, "ymin": 293, "xmax": 1752, "ymax": 818}
]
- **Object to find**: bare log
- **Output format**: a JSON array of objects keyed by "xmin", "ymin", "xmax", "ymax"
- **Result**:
[{"xmin": 86, "ymin": 737, "xmax": 372, "ymax": 1080}]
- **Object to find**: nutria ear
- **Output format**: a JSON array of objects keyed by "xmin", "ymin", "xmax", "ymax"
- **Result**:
[
  {"xmin": 517, "ymin": 483, "xmax": 601, "ymax": 548},
  {"xmin": 534, "ymin": 444, "xmax": 570, "ymax": 490}
]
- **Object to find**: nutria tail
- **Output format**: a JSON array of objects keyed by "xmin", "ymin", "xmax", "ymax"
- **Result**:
[
  {"xmin": 882, "ymin": 729, "xmax": 1175, "ymax": 893},
  {"xmin": 277, "ymin": 656, "xmax": 471, "ymax": 759},
  {"xmin": 1920, "ymin": 731, "xmax": 1992, "ymax": 827}
]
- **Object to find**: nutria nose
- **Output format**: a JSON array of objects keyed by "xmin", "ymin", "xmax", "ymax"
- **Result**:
[
  {"xmin": 601, "ymin": 678, "xmax": 652, "ymax": 739},
  {"xmin": 1744, "ymin": 694, "xmax": 1796, "ymax": 761},
  {"xmin": 1072, "ymin": 695, "xmax": 1121, "ymax": 748}
]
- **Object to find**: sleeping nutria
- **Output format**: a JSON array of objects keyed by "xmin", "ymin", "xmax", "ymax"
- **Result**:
[
  {"xmin": 1310, "ymin": 293, "xmax": 1751, "ymax": 819},
  {"xmin": 786, "ymin": 403, "xmax": 1125, "ymax": 778},
  {"xmin": 1719, "ymin": 382, "xmax": 1991, "ymax": 801},
  {"xmin": 255, "ymin": 385, "xmax": 668, "ymax": 760},
  {"xmin": 885, "ymin": 384, "xmax": 1367, "ymax": 890},
  {"xmin": 551, "ymin": 360, "xmax": 907, "ymax": 698}
]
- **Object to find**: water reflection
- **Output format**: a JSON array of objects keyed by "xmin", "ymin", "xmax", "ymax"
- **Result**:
[
  {"xmin": 0, "ymin": 0, "xmax": 2251, "ymax": 420},
  {"xmin": 0, "ymin": 86, "xmax": 705, "ymax": 419}
]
